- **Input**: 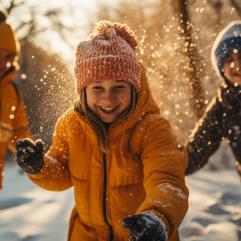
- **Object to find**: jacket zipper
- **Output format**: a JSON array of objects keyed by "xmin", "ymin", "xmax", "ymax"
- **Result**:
[{"xmin": 102, "ymin": 153, "xmax": 113, "ymax": 241}]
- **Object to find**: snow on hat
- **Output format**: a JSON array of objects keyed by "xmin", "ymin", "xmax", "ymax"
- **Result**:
[
  {"xmin": 74, "ymin": 20, "xmax": 141, "ymax": 93},
  {"xmin": 211, "ymin": 21, "xmax": 241, "ymax": 79}
]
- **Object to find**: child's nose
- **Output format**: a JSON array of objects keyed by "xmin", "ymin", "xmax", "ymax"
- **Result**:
[
  {"xmin": 231, "ymin": 60, "xmax": 241, "ymax": 72},
  {"xmin": 103, "ymin": 91, "xmax": 115, "ymax": 102}
]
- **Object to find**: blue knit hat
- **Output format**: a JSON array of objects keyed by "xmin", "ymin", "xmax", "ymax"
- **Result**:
[{"xmin": 211, "ymin": 21, "xmax": 241, "ymax": 80}]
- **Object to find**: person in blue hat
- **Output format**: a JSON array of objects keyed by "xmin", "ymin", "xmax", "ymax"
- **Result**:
[{"xmin": 186, "ymin": 21, "xmax": 241, "ymax": 177}]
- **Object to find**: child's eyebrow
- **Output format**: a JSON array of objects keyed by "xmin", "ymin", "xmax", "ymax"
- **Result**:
[{"xmin": 116, "ymin": 80, "xmax": 128, "ymax": 84}]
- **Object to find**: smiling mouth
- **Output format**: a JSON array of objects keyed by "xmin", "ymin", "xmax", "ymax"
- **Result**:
[
  {"xmin": 233, "ymin": 74, "xmax": 241, "ymax": 78},
  {"xmin": 98, "ymin": 106, "xmax": 119, "ymax": 113}
]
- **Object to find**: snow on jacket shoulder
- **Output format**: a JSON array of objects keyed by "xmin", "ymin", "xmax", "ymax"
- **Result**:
[{"xmin": 29, "ymin": 66, "xmax": 188, "ymax": 241}]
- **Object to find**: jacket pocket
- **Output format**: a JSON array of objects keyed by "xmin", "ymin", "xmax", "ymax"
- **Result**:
[{"xmin": 67, "ymin": 206, "xmax": 98, "ymax": 241}]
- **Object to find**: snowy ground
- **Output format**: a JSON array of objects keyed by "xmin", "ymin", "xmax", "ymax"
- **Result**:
[
  {"xmin": 180, "ymin": 171, "xmax": 241, "ymax": 241},
  {"xmin": 0, "ymin": 162, "xmax": 74, "ymax": 241},
  {"xmin": 0, "ymin": 162, "xmax": 240, "ymax": 241}
]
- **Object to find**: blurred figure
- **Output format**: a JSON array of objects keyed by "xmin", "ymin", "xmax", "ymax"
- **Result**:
[
  {"xmin": 186, "ymin": 21, "xmax": 241, "ymax": 177},
  {"xmin": 0, "ymin": 7, "xmax": 32, "ymax": 189}
]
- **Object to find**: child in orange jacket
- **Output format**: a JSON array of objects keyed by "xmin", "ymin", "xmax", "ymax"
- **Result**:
[
  {"xmin": 15, "ymin": 21, "xmax": 188, "ymax": 241},
  {"xmin": 0, "ymin": 9, "xmax": 31, "ymax": 189}
]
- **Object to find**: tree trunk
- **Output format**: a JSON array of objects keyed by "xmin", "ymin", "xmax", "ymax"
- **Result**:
[{"xmin": 171, "ymin": 0, "xmax": 206, "ymax": 119}]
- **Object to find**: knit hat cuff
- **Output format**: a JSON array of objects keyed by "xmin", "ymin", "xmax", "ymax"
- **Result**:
[{"xmin": 75, "ymin": 56, "xmax": 141, "ymax": 93}]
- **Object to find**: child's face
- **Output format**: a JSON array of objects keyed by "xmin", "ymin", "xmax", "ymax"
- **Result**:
[
  {"xmin": 0, "ymin": 49, "xmax": 15, "ymax": 76},
  {"xmin": 223, "ymin": 51, "xmax": 241, "ymax": 85},
  {"xmin": 86, "ymin": 79, "xmax": 132, "ymax": 123}
]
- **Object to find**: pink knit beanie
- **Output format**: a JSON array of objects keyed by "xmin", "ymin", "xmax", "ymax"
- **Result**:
[{"xmin": 74, "ymin": 20, "xmax": 141, "ymax": 93}]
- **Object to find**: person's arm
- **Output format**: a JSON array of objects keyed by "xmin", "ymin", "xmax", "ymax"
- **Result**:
[
  {"xmin": 186, "ymin": 97, "xmax": 223, "ymax": 175},
  {"xmin": 16, "ymin": 114, "xmax": 72, "ymax": 191},
  {"xmin": 124, "ymin": 117, "xmax": 188, "ymax": 241},
  {"xmin": 8, "ymin": 95, "xmax": 32, "ymax": 152}
]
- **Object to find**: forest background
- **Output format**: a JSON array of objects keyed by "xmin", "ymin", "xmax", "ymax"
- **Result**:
[{"xmin": 1, "ymin": 0, "xmax": 241, "ymax": 150}]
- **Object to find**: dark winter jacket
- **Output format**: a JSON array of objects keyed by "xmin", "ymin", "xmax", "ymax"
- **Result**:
[{"xmin": 186, "ymin": 82, "xmax": 241, "ymax": 176}]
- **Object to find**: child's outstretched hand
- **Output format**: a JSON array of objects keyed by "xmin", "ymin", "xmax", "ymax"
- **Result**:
[
  {"xmin": 15, "ymin": 138, "xmax": 45, "ymax": 174},
  {"xmin": 122, "ymin": 212, "xmax": 167, "ymax": 241}
]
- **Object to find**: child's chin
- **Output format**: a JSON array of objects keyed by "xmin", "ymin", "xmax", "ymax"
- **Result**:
[
  {"xmin": 100, "ymin": 116, "xmax": 115, "ymax": 123},
  {"xmin": 234, "ymin": 77, "xmax": 241, "ymax": 83},
  {"xmin": 228, "ymin": 76, "xmax": 241, "ymax": 86}
]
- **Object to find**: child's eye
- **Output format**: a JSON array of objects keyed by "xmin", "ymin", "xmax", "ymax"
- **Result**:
[
  {"xmin": 92, "ymin": 86, "xmax": 104, "ymax": 92},
  {"xmin": 116, "ymin": 86, "xmax": 125, "ymax": 90},
  {"xmin": 224, "ymin": 57, "xmax": 232, "ymax": 63},
  {"xmin": 113, "ymin": 86, "xmax": 126, "ymax": 92}
]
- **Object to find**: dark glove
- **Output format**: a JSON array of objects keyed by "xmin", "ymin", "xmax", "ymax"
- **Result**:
[
  {"xmin": 15, "ymin": 138, "xmax": 45, "ymax": 174},
  {"xmin": 122, "ymin": 212, "xmax": 167, "ymax": 241}
]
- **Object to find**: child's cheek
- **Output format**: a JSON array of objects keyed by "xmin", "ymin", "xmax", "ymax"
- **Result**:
[{"xmin": 120, "ymin": 95, "xmax": 130, "ymax": 105}]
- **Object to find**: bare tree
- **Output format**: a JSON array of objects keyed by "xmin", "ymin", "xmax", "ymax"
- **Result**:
[
  {"xmin": 171, "ymin": 0, "xmax": 206, "ymax": 119},
  {"xmin": 229, "ymin": 0, "xmax": 241, "ymax": 17},
  {"xmin": 4, "ymin": 0, "xmax": 25, "ymax": 13},
  {"xmin": 208, "ymin": 0, "xmax": 223, "ymax": 22},
  {"xmin": 2, "ymin": 0, "xmax": 78, "ymax": 49},
  {"xmin": 1, "ymin": 0, "xmax": 76, "ymax": 142},
  {"xmin": 208, "ymin": 0, "xmax": 241, "ymax": 22}
]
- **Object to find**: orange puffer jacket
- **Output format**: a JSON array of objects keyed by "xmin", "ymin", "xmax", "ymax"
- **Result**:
[
  {"xmin": 29, "ymin": 67, "xmax": 188, "ymax": 241},
  {"xmin": 0, "ymin": 70, "xmax": 31, "ymax": 189}
]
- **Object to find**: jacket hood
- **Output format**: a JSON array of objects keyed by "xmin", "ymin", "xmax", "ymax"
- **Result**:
[
  {"xmin": 0, "ymin": 21, "xmax": 20, "ymax": 54},
  {"xmin": 111, "ymin": 62, "xmax": 160, "ymax": 130}
]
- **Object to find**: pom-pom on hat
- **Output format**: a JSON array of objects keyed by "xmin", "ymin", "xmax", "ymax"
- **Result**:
[
  {"xmin": 211, "ymin": 21, "xmax": 241, "ymax": 79},
  {"xmin": 74, "ymin": 20, "xmax": 141, "ymax": 93}
]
